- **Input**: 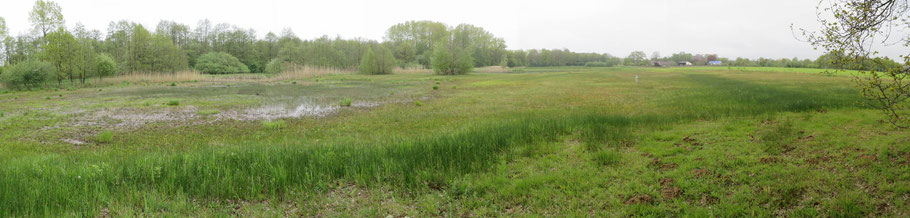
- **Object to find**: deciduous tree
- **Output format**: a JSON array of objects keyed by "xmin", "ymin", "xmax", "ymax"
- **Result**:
[{"xmin": 28, "ymin": 0, "xmax": 65, "ymax": 39}]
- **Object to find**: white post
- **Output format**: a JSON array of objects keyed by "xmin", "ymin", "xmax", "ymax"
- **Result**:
[{"xmin": 635, "ymin": 75, "xmax": 639, "ymax": 83}]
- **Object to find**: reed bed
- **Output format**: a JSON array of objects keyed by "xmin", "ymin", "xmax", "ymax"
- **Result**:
[{"xmin": 104, "ymin": 71, "xmax": 205, "ymax": 85}]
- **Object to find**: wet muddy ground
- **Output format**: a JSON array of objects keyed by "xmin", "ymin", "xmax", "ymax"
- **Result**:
[{"xmin": 4, "ymin": 79, "xmax": 433, "ymax": 146}]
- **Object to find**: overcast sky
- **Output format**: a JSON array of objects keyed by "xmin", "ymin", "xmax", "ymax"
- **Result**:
[{"xmin": 1, "ymin": 0, "xmax": 906, "ymax": 59}]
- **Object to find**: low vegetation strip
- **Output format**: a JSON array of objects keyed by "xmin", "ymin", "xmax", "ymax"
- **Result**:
[{"xmin": 0, "ymin": 113, "xmax": 631, "ymax": 215}]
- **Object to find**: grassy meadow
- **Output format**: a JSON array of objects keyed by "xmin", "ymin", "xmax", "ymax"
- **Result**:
[{"xmin": 1, "ymin": 66, "xmax": 908, "ymax": 216}]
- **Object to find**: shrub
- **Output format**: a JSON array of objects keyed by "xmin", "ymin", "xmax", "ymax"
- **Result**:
[
  {"xmin": 166, "ymin": 100, "xmax": 180, "ymax": 106},
  {"xmin": 359, "ymin": 46, "xmax": 396, "ymax": 75},
  {"xmin": 94, "ymin": 53, "xmax": 118, "ymax": 80},
  {"xmin": 194, "ymin": 52, "xmax": 250, "ymax": 74},
  {"xmin": 339, "ymin": 97, "xmax": 353, "ymax": 107},
  {"xmin": 433, "ymin": 85, "xmax": 439, "ymax": 90},
  {"xmin": 264, "ymin": 59, "xmax": 285, "ymax": 74},
  {"xmin": 0, "ymin": 61, "xmax": 55, "ymax": 91}
]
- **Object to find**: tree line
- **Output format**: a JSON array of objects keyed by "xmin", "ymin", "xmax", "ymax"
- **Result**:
[{"xmin": 1, "ymin": 0, "xmax": 904, "ymax": 91}]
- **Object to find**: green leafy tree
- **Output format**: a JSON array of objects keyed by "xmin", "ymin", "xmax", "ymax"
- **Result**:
[
  {"xmin": 668, "ymin": 52, "xmax": 693, "ymax": 63},
  {"xmin": 624, "ymin": 51, "xmax": 648, "ymax": 66},
  {"xmin": 0, "ymin": 17, "xmax": 7, "ymax": 64},
  {"xmin": 128, "ymin": 24, "xmax": 152, "ymax": 72},
  {"xmin": 28, "ymin": 0, "xmax": 65, "ymax": 39},
  {"xmin": 0, "ymin": 60, "xmax": 54, "ymax": 90},
  {"xmin": 43, "ymin": 28, "xmax": 81, "ymax": 85},
  {"xmin": 393, "ymin": 42, "xmax": 417, "ymax": 65},
  {"xmin": 451, "ymin": 24, "xmax": 506, "ymax": 67},
  {"xmin": 93, "ymin": 53, "xmax": 117, "ymax": 81},
  {"xmin": 385, "ymin": 21, "xmax": 449, "ymax": 67},
  {"xmin": 194, "ymin": 52, "xmax": 250, "ymax": 74},
  {"xmin": 359, "ymin": 45, "xmax": 396, "ymax": 74},
  {"xmin": 431, "ymin": 42, "xmax": 473, "ymax": 75}
]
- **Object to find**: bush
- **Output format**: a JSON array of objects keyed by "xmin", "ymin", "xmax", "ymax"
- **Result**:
[
  {"xmin": 166, "ymin": 100, "xmax": 180, "ymax": 106},
  {"xmin": 359, "ymin": 46, "xmax": 396, "ymax": 74},
  {"xmin": 194, "ymin": 52, "xmax": 250, "ymax": 74},
  {"xmin": 431, "ymin": 42, "xmax": 473, "ymax": 75},
  {"xmin": 264, "ymin": 59, "xmax": 285, "ymax": 74},
  {"xmin": 94, "ymin": 54, "xmax": 118, "ymax": 79},
  {"xmin": 0, "ymin": 61, "xmax": 55, "ymax": 91},
  {"xmin": 339, "ymin": 97, "xmax": 353, "ymax": 107}
]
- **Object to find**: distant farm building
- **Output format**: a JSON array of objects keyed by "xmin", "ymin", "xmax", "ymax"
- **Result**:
[
  {"xmin": 708, "ymin": 61, "xmax": 723, "ymax": 65},
  {"xmin": 678, "ymin": 61, "xmax": 692, "ymax": 66}
]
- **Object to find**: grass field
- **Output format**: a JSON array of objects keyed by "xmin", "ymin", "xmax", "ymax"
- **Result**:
[{"xmin": 1, "ymin": 66, "xmax": 908, "ymax": 216}]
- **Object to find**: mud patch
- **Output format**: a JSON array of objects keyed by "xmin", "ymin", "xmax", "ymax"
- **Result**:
[
  {"xmin": 625, "ymin": 194, "xmax": 654, "ymax": 205},
  {"xmin": 691, "ymin": 168, "xmax": 711, "ymax": 177},
  {"xmin": 69, "ymin": 100, "xmax": 394, "ymax": 131},
  {"xmin": 661, "ymin": 187, "xmax": 682, "ymax": 199}
]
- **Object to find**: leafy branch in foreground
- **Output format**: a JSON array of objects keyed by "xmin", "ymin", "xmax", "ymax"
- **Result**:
[{"xmin": 799, "ymin": 0, "xmax": 910, "ymax": 128}]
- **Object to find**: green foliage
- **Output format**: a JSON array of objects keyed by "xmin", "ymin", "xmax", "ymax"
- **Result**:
[
  {"xmin": 276, "ymin": 36, "xmax": 375, "ymax": 69},
  {"xmin": 385, "ymin": 21, "xmax": 449, "ymax": 68},
  {"xmin": 93, "ymin": 53, "xmax": 117, "ymax": 79},
  {"xmin": 624, "ymin": 51, "xmax": 649, "ymax": 66},
  {"xmin": 339, "ymin": 97, "xmax": 352, "ymax": 107},
  {"xmin": 359, "ymin": 45, "xmax": 396, "ymax": 75},
  {"xmin": 261, "ymin": 120, "xmax": 287, "ymax": 130},
  {"xmin": 431, "ymin": 42, "xmax": 473, "ymax": 75},
  {"xmin": 95, "ymin": 130, "xmax": 113, "ymax": 143},
  {"xmin": 166, "ymin": 100, "xmax": 179, "ymax": 106},
  {"xmin": 28, "ymin": 0, "xmax": 64, "ymax": 37},
  {"xmin": 194, "ymin": 52, "xmax": 250, "ymax": 74},
  {"xmin": 43, "ymin": 29, "xmax": 83, "ymax": 85},
  {"xmin": 0, "ymin": 60, "xmax": 54, "ymax": 90},
  {"xmin": 451, "ymin": 24, "xmax": 507, "ymax": 67},
  {"xmin": 592, "ymin": 150, "xmax": 621, "ymax": 166},
  {"xmin": 264, "ymin": 59, "xmax": 285, "ymax": 74}
]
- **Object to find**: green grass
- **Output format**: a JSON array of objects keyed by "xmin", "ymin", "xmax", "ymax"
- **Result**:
[
  {"xmin": 95, "ymin": 130, "xmax": 114, "ymax": 143},
  {"xmin": 0, "ymin": 66, "xmax": 907, "ymax": 216},
  {"xmin": 261, "ymin": 120, "xmax": 287, "ymax": 130}
]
